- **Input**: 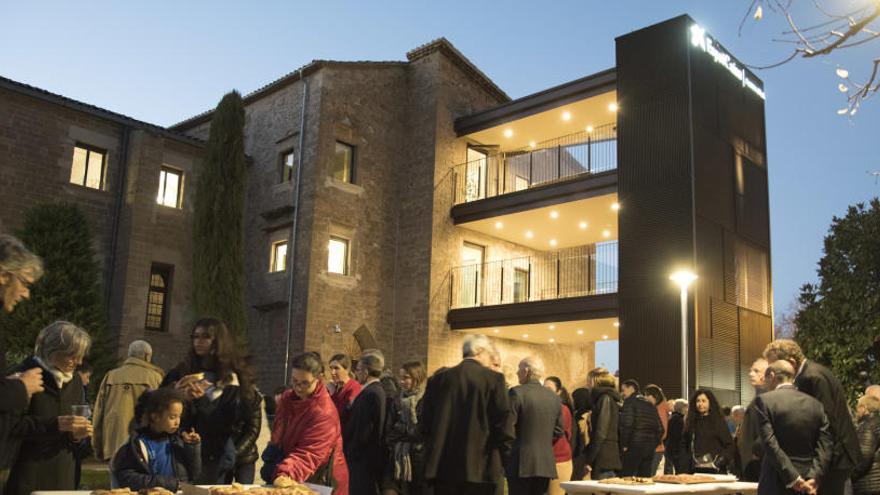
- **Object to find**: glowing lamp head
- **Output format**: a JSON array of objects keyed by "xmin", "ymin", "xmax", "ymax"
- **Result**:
[{"xmin": 669, "ymin": 270, "xmax": 698, "ymax": 289}]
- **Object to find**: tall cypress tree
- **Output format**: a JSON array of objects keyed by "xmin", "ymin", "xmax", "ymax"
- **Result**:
[
  {"xmin": 0, "ymin": 203, "xmax": 114, "ymax": 397},
  {"xmin": 192, "ymin": 90, "xmax": 248, "ymax": 343}
]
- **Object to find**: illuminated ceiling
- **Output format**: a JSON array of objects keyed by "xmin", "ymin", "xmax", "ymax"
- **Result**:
[{"xmin": 459, "ymin": 317, "xmax": 620, "ymax": 345}]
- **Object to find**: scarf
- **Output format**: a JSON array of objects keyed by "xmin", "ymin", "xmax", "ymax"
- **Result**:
[
  {"xmin": 393, "ymin": 388, "xmax": 425, "ymax": 481},
  {"xmin": 34, "ymin": 356, "xmax": 74, "ymax": 389}
]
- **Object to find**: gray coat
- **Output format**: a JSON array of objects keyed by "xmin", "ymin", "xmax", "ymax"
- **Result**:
[{"xmin": 505, "ymin": 381, "xmax": 563, "ymax": 480}]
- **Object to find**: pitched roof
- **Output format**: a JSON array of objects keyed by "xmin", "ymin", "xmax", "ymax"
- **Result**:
[
  {"xmin": 0, "ymin": 75, "xmax": 204, "ymax": 147},
  {"xmin": 170, "ymin": 37, "xmax": 509, "ymax": 131}
]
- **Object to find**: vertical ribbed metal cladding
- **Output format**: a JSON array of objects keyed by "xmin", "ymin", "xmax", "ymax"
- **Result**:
[{"xmin": 739, "ymin": 307, "xmax": 772, "ymax": 403}]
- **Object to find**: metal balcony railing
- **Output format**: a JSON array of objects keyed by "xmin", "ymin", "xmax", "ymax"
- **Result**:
[
  {"xmin": 450, "ymin": 241, "xmax": 618, "ymax": 309},
  {"xmin": 453, "ymin": 123, "xmax": 617, "ymax": 205}
]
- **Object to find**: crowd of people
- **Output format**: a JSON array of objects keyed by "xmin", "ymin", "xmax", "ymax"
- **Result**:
[{"xmin": 2, "ymin": 231, "xmax": 880, "ymax": 495}]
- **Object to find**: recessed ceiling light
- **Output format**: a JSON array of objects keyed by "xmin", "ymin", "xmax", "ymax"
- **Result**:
[
  {"xmin": 602, "ymin": 229, "xmax": 611, "ymax": 238},
  {"xmin": 613, "ymin": 321, "xmax": 620, "ymax": 327},
  {"xmin": 611, "ymin": 202, "xmax": 620, "ymax": 211},
  {"xmin": 586, "ymin": 125, "xmax": 594, "ymax": 133},
  {"xmin": 495, "ymin": 221, "xmax": 503, "ymax": 229},
  {"xmin": 602, "ymin": 334, "xmax": 609, "ymax": 340},
  {"xmin": 522, "ymin": 333, "xmax": 529, "ymax": 339},
  {"xmin": 525, "ymin": 230, "xmax": 534, "ymax": 239},
  {"xmin": 550, "ymin": 211, "xmax": 559, "ymax": 219},
  {"xmin": 549, "ymin": 338, "xmax": 556, "ymax": 343},
  {"xmin": 549, "ymin": 239, "xmax": 557, "ymax": 247},
  {"xmin": 608, "ymin": 102, "xmax": 619, "ymax": 112},
  {"xmin": 493, "ymin": 328, "xmax": 499, "ymax": 333},
  {"xmin": 577, "ymin": 329, "xmax": 584, "ymax": 335},
  {"xmin": 549, "ymin": 325, "xmax": 556, "ymax": 330},
  {"xmin": 529, "ymin": 141, "xmax": 536, "ymax": 149},
  {"xmin": 503, "ymin": 129, "xmax": 514, "ymax": 138},
  {"xmin": 579, "ymin": 221, "xmax": 588, "ymax": 230},
  {"xmin": 562, "ymin": 111, "xmax": 571, "ymax": 121}
]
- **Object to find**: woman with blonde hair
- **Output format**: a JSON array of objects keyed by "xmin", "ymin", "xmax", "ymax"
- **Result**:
[
  {"xmin": 584, "ymin": 372, "xmax": 621, "ymax": 480},
  {"xmin": 6, "ymin": 321, "xmax": 92, "ymax": 494},
  {"xmin": 853, "ymin": 394, "xmax": 880, "ymax": 495}
]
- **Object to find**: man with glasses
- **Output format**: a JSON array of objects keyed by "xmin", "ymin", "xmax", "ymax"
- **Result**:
[{"xmin": 0, "ymin": 234, "xmax": 47, "ymax": 492}]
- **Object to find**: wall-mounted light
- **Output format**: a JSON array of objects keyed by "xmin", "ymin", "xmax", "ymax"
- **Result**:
[{"xmin": 608, "ymin": 102, "xmax": 619, "ymax": 112}]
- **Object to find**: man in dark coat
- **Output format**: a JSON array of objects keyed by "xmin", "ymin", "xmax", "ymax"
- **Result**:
[
  {"xmin": 619, "ymin": 379, "xmax": 663, "ymax": 477},
  {"xmin": 0, "ymin": 235, "xmax": 46, "ymax": 495},
  {"xmin": 735, "ymin": 357, "xmax": 768, "ymax": 481},
  {"xmin": 754, "ymin": 360, "xmax": 831, "ymax": 495},
  {"xmin": 584, "ymin": 374, "xmax": 622, "ymax": 479},
  {"xmin": 344, "ymin": 353, "xmax": 387, "ymax": 495},
  {"xmin": 420, "ymin": 335, "xmax": 514, "ymax": 495},
  {"xmin": 505, "ymin": 357, "xmax": 563, "ymax": 495},
  {"xmin": 764, "ymin": 339, "xmax": 861, "ymax": 495}
]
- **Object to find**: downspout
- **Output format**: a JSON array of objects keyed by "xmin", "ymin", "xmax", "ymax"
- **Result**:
[
  {"xmin": 283, "ymin": 69, "xmax": 309, "ymax": 385},
  {"xmin": 106, "ymin": 126, "xmax": 131, "ymax": 326}
]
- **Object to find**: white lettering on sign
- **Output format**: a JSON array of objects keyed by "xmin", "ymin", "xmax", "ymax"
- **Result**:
[{"xmin": 690, "ymin": 24, "xmax": 766, "ymax": 100}]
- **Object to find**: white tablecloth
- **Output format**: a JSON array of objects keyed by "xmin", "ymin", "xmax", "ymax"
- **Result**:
[
  {"xmin": 559, "ymin": 480, "xmax": 758, "ymax": 494},
  {"xmin": 33, "ymin": 484, "xmax": 332, "ymax": 495}
]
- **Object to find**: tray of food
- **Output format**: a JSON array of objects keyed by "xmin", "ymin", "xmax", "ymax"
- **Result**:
[
  {"xmin": 182, "ymin": 482, "xmax": 326, "ymax": 495},
  {"xmin": 92, "ymin": 489, "xmax": 175, "ymax": 495},
  {"xmin": 651, "ymin": 474, "xmax": 720, "ymax": 484},
  {"xmin": 597, "ymin": 477, "xmax": 655, "ymax": 485}
]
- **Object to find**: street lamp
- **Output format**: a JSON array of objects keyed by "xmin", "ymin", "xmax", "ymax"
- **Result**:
[{"xmin": 670, "ymin": 270, "xmax": 697, "ymax": 398}]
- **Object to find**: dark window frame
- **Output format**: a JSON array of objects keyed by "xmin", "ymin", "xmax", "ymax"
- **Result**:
[
  {"xmin": 280, "ymin": 148, "xmax": 296, "ymax": 183},
  {"xmin": 70, "ymin": 143, "xmax": 108, "ymax": 190},
  {"xmin": 145, "ymin": 263, "xmax": 173, "ymax": 332},
  {"xmin": 157, "ymin": 166, "xmax": 184, "ymax": 208},
  {"xmin": 333, "ymin": 141, "xmax": 356, "ymax": 184}
]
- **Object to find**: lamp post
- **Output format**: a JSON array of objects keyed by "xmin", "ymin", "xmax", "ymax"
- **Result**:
[{"xmin": 669, "ymin": 270, "xmax": 697, "ymax": 398}]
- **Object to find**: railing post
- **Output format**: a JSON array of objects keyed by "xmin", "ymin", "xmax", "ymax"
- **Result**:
[
  {"xmin": 453, "ymin": 171, "xmax": 457, "ymax": 204},
  {"xmin": 557, "ymin": 144, "xmax": 562, "ymax": 180},
  {"xmin": 587, "ymin": 134, "xmax": 592, "ymax": 173},
  {"xmin": 500, "ymin": 265, "xmax": 505, "ymax": 304},
  {"xmin": 501, "ymin": 155, "xmax": 507, "ymax": 194},
  {"xmin": 474, "ymin": 267, "xmax": 479, "ymax": 307},
  {"xmin": 556, "ymin": 257, "xmax": 561, "ymax": 298},
  {"xmin": 449, "ymin": 270, "xmax": 455, "ymax": 308},
  {"xmin": 528, "ymin": 258, "xmax": 532, "ymax": 301},
  {"xmin": 529, "ymin": 152, "xmax": 533, "ymax": 187}
]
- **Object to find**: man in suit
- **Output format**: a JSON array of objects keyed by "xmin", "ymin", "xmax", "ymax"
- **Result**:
[
  {"xmin": 754, "ymin": 360, "xmax": 831, "ymax": 495},
  {"xmin": 505, "ymin": 357, "xmax": 563, "ymax": 495},
  {"xmin": 764, "ymin": 340, "xmax": 862, "ymax": 495},
  {"xmin": 736, "ymin": 357, "xmax": 768, "ymax": 481},
  {"xmin": 421, "ymin": 335, "xmax": 514, "ymax": 495},
  {"xmin": 618, "ymin": 379, "xmax": 663, "ymax": 477},
  {"xmin": 344, "ymin": 353, "xmax": 387, "ymax": 495}
]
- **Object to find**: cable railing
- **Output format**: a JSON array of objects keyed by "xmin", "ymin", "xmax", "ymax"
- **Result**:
[
  {"xmin": 453, "ymin": 123, "xmax": 617, "ymax": 205},
  {"xmin": 450, "ymin": 241, "xmax": 618, "ymax": 309}
]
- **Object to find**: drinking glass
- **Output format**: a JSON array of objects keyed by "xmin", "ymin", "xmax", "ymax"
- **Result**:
[{"xmin": 71, "ymin": 404, "xmax": 92, "ymax": 419}]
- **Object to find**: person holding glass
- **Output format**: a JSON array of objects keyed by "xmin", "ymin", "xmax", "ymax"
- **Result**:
[{"xmin": 6, "ymin": 321, "xmax": 93, "ymax": 495}]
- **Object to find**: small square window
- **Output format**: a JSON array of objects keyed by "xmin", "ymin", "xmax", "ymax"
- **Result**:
[
  {"xmin": 333, "ymin": 142, "xmax": 354, "ymax": 183},
  {"xmin": 145, "ymin": 264, "xmax": 173, "ymax": 332},
  {"xmin": 157, "ymin": 167, "xmax": 183, "ymax": 208},
  {"xmin": 328, "ymin": 236, "xmax": 350, "ymax": 275},
  {"xmin": 70, "ymin": 144, "xmax": 107, "ymax": 190},
  {"xmin": 270, "ymin": 240, "xmax": 289, "ymax": 272},
  {"xmin": 281, "ymin": 150, "xmax": 296, "ymax": 183}
]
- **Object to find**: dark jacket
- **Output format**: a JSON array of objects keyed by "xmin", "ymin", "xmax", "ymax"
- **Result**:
[
  {"xmin": 231, "ymin": 388, "xmax": 263, "ymax": 466},
  {"xmin": 420, "ymin": 359, "xmax": 514, "ymax": 484},
  {"xmin": 111, "ymin": 430, "xmax": 201, "ymax": 491},
  {"xmin": 795, "ymin": 360, "xmax": 862, "ymax": 472},
  {"xmin": 735, "ymin": 399, "xmax": 764, "ymax": 481},
  {"xmin": 681, "ymin": 413, "xmax": 736, "ymax": 473},
  {"xmin": 665, "ymin": 412, "xmax": 686, "ymax": 473},
  {"xmin": 505, "ymin": 381, "xmax": 563, "ymax": 480},
  {"xmin": 852, "ymin": 411, "xmax": 880, "ymax": 495},
  {"xmin": 753, "ymin": 385, "xmax": 832, "ymax": 495},
  {"xmin": 0, "ymin": 377, "xmax": 29, "ymax": 494},
  {"xmin": 5, "ymin": 357, "xmax": 91, "ymax": 495},
  {"xmin": 619, "ymin": 395, "xmax": 663, "ymax": 451},
  {"xmin": 584, "ymin": 386, "xmax": 621, "ymax": 473},
  {"xmin": 343, "ymin": 380, "xmax": 387, "ymax": 495}
]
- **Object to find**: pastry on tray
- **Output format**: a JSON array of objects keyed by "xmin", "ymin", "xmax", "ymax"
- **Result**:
[
  {"xmin": 92, "ymin": 489, "xmax": 136, "ymax": 495},
  {"xmin": 597, "ymin": 476, "xmax": 655, "ymax": 485},
  {"xmin": 652, "ymin": 474, "xmax": 718, "ymax": 484}
]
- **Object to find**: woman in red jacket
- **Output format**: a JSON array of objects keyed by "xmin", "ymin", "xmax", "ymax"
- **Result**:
[
  {"xmin": 272, "ymin": 353, "xmax": 349, "ymax": 495},
  {"xmin": 544, "ymin": 376, "xmax": 574, "ymax": 495},
  {"xmin": 328, "ymin": 354, "xmax": 361, "ymax": 428}
]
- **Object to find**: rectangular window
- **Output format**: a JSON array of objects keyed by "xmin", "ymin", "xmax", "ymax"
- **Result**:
[
  {"xmin": 333, "ymin": 141, "xmax": 354, "ymax": 183},
  {"xmin": 281, "ymin": 149, "xmax": 296, "ymax": 183},
  {"xmin": 145, "ymin": 264, "xmax": 172, "ymax": 332},
  {"xmin": 69, "ymin": 144, "xmax": 107, "ymax": 190},
  {"xmin": 270, "ymin": 240, "xmax": 288, "ymax": 272},
  {"xmin": 156, "ymin": 167, "xmax": 183, "ymax": 208},
  {"xmin": 328, "ymin": 236, "xmax": 350, "ymax": 275},
  {"xmin": 513, "ymin": 267, "xmax": 530, "ymax": 303}
]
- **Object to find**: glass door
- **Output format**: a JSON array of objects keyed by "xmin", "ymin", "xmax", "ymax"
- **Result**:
[
  {"xmin": 465, "ymin": 147, "xmax": 488, "ymax": 202},
  {"xmin": 460, "ymin": 242, "xmax": 485, "ymax": 307}
]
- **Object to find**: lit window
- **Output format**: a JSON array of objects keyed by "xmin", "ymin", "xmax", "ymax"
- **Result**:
[
  {"xmin": 69, "ymin": 144, "xmax": 107, "ymax": 190},
  {"xmin": 328, "ymin": 236, "xmax": 349, "ymax": 275},
  {"xmin": 157, "ymin": 167, "xmax": 183, "ymax": 208},
  {"xmin": 333, "ymin": 142, "xmax": 354, "ymax": 183},
  {"xmin": 270, "ymin": 240, "xmax": 288, "ymax": 272},
  {"xmin": 145, "ymin": 264, "xmax": 172, "ymax": 332},
  {"xmin": 281, "ymin": 150, "xmax": 295, "ymax": 183}
]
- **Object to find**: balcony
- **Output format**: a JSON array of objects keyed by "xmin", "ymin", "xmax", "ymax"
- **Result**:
[
  {"xmin": 450, "ymin": 241, "xmax": 617, "ymax": 309},
  {"xmin": 453, "ymin": 123, "xmax": 617, "ymax": 206}
]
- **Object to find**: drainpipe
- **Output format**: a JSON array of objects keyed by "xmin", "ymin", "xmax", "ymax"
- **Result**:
[
  {"xmin": 283, "ymin": 69, "xmax": 309, "ymax": 385},
  {"xmin": 106, "ymin": 126, "xmax": 131, "ymax": 332}
]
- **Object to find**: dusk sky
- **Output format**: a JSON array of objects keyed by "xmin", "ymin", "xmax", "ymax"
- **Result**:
[{"xmin": 4, "ymin": 1, "xmax": 877, "ymax": 372}]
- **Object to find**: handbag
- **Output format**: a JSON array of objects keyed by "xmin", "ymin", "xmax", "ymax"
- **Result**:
[{"xmin": 690, "ymin": 436, "xmax": 720, "ymax": 472}]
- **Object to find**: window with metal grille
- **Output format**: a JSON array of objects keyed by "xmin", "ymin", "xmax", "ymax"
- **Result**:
[
  {"xmin": 70, "ymin": 144, "xmax": 107, "ymax": 190},
  {"xmin": 145, "ymin": 264, "xmax": 172, "ymax": 332}
]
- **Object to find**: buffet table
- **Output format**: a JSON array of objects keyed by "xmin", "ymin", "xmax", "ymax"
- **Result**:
[
  {"xmin": 559, "ymin": 480, "xmax": 758, "ymax": 495},
  {"xmin": 33, "ymin": 484, "xmax": 332, "ymax": 495}
]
